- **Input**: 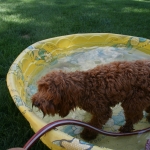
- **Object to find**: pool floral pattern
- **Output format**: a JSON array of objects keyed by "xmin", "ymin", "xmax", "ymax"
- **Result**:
[
  {"xmin": 26, "ymin": 46, "xmax": 53, "ymax": 64},
  {"xmin": 127, "ymin": 37, "xmax": 148, "ymax": 49},
  {"xmin": 54, "ymin": 138, "xmax": 94, "ymax": 150},
  {"xmin": 13, "ymin": 95, "xmax": 25, "ymax": 107},
  {"xmin": 62, "ymin": 125, "xmax": 83, "ymax": 137},
  {"xmin": 34, "ymin": 49, "xmax": 52, "ymax": 63},
  {"xmin": 9, "ymin": 63, "xmax": 24, "ymax": 81},
  {"xmin": 7, "ymin": 33, "xmax": 150, "ymax": 150}
]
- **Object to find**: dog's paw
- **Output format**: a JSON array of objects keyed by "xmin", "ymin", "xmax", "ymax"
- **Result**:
[
  {"xmin": 119, "ymin": 125, "xmax": 134, "ymax": 133},
  {"xmin": 80, "ymin": 128, "xmax": 98, "ymax": 141}
]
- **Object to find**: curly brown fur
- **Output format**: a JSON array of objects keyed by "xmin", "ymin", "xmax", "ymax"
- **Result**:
[{"xmin": 32, "ymin": 60, "xmax": 150, "ymax": 141}]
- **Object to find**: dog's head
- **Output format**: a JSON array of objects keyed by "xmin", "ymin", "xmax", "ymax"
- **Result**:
[{"xmin": 31, "ymin": 71, "xmax": 76, "ymax": 117}]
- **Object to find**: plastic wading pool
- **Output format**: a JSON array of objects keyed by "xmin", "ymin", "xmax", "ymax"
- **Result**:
[{"xmin": 7, "ymin": 33, "xmax": 150, "ymax": 150}]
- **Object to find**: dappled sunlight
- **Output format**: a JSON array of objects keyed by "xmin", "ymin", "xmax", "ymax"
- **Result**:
[
  {"xmin": 0, "ymin": 3, "xmax": 34, "ymax": 24},
  {"xmin": 122, "ymin": 7, "xmax": 150, "ymax": 13},
  {"xmin": 134, "ymin": 0, "xmax": 150, "ymax": 2},
  {"xmin": 0, "ymin": 0, "xmax": 150, "ymax": 39},
  {"xmin": 1, "ymin": 14, "xmax": 34, "ymax": 24},
  {"xmin": 0, "ymin": 7, "xmax": 10, "ymax": 13}
]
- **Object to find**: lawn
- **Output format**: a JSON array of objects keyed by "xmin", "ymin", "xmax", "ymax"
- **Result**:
[{"xmin": 0, "ymin": 0, "xmax": 150, "ymax": 149}]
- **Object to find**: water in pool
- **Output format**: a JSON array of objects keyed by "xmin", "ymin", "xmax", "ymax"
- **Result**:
[{"xmin": 26, "ymin": 46, "xmax": 150, "ymax": 150}]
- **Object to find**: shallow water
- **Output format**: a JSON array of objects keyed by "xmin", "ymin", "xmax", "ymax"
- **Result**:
[{"xmin": 26, "ymin": 46, "xmax": 150, "ymax": 150}]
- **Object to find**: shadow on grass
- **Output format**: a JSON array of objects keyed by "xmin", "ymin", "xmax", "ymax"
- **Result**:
[
  {"xmin": 0, "ymin": 0, "xmax": 150, "ymax": 76},
  {"xmin": 0, "ymin": 0, "xmax": 150, "ymax": 149},
  {"xmin": 1, "ymin": 0, "xmax": 150, "ymax": 34}
]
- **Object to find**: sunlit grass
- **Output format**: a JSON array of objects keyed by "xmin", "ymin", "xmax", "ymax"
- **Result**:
[
  {"xmin": 122, "ymin": 7, "xmax": 150, "ymax": 13},
  {"xmin": 134, "ymin": 0, "xmax": 150, "ymax": 2},
  {"xmin": 0, "ymin": 0, "xmax": 150, "ymax": 149}
]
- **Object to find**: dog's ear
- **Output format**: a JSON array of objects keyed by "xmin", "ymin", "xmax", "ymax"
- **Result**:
[
  {"xmin": 52, "ymin": 75, "xmax": 66, "ymax": 104},
  {"xmin": 54, "ymin": 78, "xmax": 77, "ymax": 117},
  {"xmin": 37, "ymin": 78, "xmax": 49, "ymax": 91}
]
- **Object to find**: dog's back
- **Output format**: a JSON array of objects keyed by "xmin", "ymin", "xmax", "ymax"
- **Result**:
[{"xmin": 84, "ymin": 60, "xmax": 150, "ymax": 106}]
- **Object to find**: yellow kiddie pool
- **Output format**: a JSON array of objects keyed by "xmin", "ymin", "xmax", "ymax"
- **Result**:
[{"xmin": 7, "ymin": 33, "xmax": 150, "ymax": 150}]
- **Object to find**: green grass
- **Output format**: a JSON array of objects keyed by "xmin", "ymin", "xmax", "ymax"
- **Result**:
[{"xmin": 0, "ymin": 0, "xmax": 150, "ymax": 149}]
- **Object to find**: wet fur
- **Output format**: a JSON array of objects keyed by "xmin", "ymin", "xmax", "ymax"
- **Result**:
[{"xmin": 32, "ymin": 60, "xmax": 150, "ymax": 141}]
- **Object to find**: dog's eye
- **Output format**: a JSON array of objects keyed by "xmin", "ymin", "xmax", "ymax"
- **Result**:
[
  {"xmin": 33, "ymin": 102, "xmax": 40, "ymax": 107},
  {"xmin": 49, "ymin": 100, "xmax": 54, "ymax": 104}
]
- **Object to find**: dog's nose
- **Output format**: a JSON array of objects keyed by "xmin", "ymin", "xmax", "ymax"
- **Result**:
[{"xmin": 33, "ymin": 101, "xmax": 40, "ymax": 107}]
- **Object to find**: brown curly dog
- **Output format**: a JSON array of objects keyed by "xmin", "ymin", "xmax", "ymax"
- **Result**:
[{"xmin": 32, "ymin": 60, "xmax": 150, "ymax": 141}]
